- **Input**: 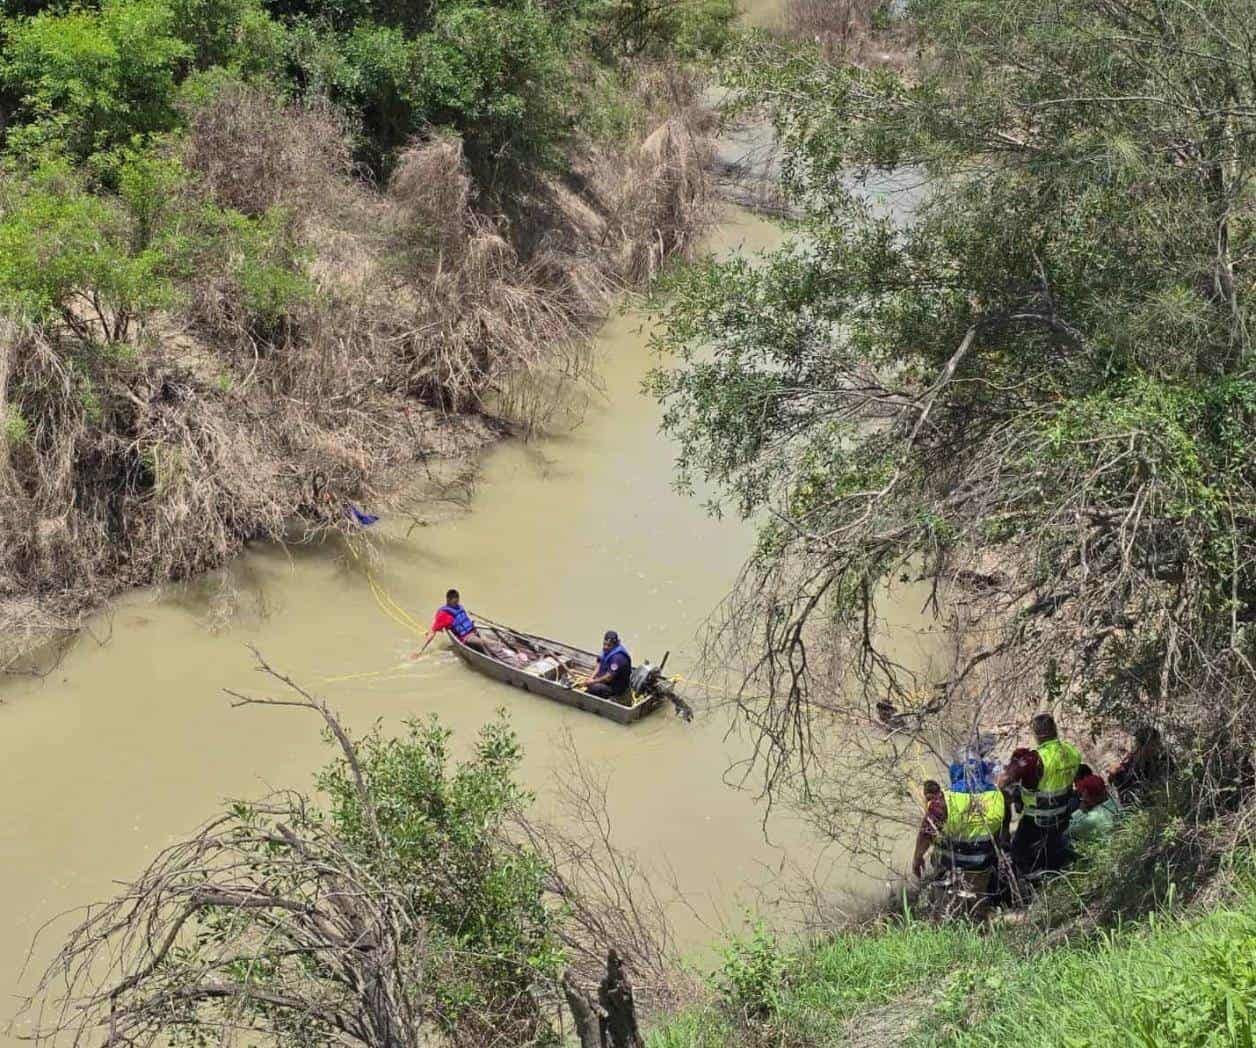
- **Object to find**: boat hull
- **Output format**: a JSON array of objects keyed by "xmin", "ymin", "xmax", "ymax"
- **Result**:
[{"xmin": 449, "ymin": 626, "xmax": 663, "ymax": 724}]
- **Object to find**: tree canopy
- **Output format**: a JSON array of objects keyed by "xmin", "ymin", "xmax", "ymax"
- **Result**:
[
  {"xmin": 650, "ymin": 0, "xmax": 1256, "ymax": 820},
  {"xmin": 0, "ymin": 0, "xmax": 736, "ymax": 181}
]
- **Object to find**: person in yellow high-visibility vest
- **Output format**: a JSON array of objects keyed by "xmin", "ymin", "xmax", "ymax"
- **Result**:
[
  {"xmin": 998, "ymin": 712, "xmax": 1082, "ymax": 875},
  {"xmin": 912, "ymin": 780, "xmax": 1010, "ymax": 898}
]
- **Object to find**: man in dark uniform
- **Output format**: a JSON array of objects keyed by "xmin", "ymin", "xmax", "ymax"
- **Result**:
[{"xmin": 581, "ymin": 630, "xmax": 632, "ymax": 703}]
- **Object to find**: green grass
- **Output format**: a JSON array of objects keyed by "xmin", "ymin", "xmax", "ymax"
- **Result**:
[
  {"xmin": 648, "ymin": 918, "xmax": 1004, "ymax": 1046},
  {"xmin": 652, "ymin": 859, "xmax": 1256, "ymax": 1047},
  {"xmin": 913, "ymin": 895, "xmax": 1256, "ymax": 1048}
]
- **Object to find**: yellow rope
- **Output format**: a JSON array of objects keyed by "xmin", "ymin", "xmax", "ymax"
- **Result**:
[
  {"xmin": 317, "ymin": 539, "xmax": 431, "ymax": 684},
  {"xmin": 320, "ymin": 662, "xmax": 420, "ymax": 684},
  {"xmin": 343, "ymin": 538, "xmax": 428, "ymax": 638}
]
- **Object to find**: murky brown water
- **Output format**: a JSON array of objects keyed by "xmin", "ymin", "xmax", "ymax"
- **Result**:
[
  {"xmin": 0, "ymin": 209, "xmax": 936, "ymax": 1038},
  {"xmin": 0, "ymin": 6, "xmax": 940, "ymax": 1035}
]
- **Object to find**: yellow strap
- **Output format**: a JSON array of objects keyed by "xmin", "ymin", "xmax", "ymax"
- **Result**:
[{"xmin": 317, "ymin": 539, "xmax": 432, "ymax": 684}]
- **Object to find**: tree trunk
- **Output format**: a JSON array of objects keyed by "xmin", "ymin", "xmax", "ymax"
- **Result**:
[
  {"xmin": 597, "ymin": 949, "xmax": 642, "ymax": 1048},
  {"xmin": 562, "ymin": 971, "xmax": 601, "ymax": 1048}
]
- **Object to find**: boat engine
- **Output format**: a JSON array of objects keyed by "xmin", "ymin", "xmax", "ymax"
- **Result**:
[
  {"xmin": 632, "ymin": 657, "xmax": 693, "ymax": 722},
  {"xmin": 629, "ymin": 662, "xmax": 659, "ymax": 695}
]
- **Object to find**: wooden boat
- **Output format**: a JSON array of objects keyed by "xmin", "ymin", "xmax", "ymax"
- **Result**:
[{"xmin": 448, "ymin": 623, "xmax": 670, "ymax": 724}]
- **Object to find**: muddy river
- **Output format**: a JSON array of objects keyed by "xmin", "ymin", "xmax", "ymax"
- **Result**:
[{"xmin": 0, "ymin": 4, "xmax": 938, "ymax": 1037}]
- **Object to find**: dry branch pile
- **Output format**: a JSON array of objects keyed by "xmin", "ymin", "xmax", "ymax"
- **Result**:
[{"xmin": 781, "ymin": 0, "xmax": 914, "ymax": 68}]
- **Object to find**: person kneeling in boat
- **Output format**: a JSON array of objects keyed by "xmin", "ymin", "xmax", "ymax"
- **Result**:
[
  {"xmin": 580, "ymin": 630, "xmax": 632, "ymax": 704},
  {"xmin": 420, "ymin": 589, "xmax": 490, "ymax": 655}
]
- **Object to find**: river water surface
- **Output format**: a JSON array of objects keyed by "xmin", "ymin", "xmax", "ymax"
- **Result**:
[{"xmin": 0, "ymin": 4, "xmax": 939, "ymax": 1037}]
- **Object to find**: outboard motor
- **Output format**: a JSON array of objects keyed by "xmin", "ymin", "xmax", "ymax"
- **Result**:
[
  {"xmin": 632, "ymin": 655, "xmax": 693, "ymax": 722},
  {"xmin": 630, "ymin": 662, "xmax": 659, "ymax": 695}
]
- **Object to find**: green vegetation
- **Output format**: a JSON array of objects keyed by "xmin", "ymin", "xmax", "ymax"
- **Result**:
[
  {"xmin": 653, "ymin": 839, "xmax": 1256, "ymax": 1047},
  {"xmin": 925, "ymin": 897, "xmax": 1256, "ymax": 1048},
  {"xmin": 318, "ymin": 714, "xmax": 563, "ymax": 1027},
  {"xmin": 0, "ymin": 153, "xmax": 306, "ymax": 343},
  {"xmin": 649, "ymin": 0, "xmax": 1256, "ymax": 865},
  {"xmin": 0, "ymin": 0, "xmax": 737, "ymax": 181},
  {"xmin": 652, "ymin": 917, "xmax": 992, "ymax": 1046}
]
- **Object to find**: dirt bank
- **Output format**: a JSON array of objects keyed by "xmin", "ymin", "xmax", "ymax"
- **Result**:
[{"xmin": 0, "ymin": 68, "xmax": 717, "ymax": 670}]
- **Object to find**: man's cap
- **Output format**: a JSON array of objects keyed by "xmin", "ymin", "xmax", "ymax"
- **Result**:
[{"xmin": 604, "ymin": 630, "xmax": 619, "ymax": 644}]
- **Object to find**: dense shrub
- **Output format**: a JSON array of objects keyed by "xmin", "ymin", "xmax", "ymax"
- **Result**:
[
  {"xmin": 0, "ymin": 157, "xmax": 180, "ymax": 339},
  {"xmin": 170, "ymin": 0, "xmax": 286, "ymax": 73},
  {"xmin": 0, "ymin": 150, "xmax": 310, "ymax": 344},
  {"xmin": 1, "ymin": 0, "xmax": 734, "ymax": 181},
  {"xmin": 319, "ymin": 714, "xmax": 563, "ymax": 1031},
  {"xmin": 1, "ymin": 0, "xmax": 190, "ymax": 163}
]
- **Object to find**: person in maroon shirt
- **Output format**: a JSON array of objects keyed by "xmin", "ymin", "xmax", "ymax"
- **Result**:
[{"xmin": 912, "ymin": 782, "xmax": 951, "ymax": 878}]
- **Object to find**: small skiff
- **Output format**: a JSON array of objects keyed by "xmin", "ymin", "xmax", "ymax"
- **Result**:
[{"xmin": 449, "ymin": 622, "xmax": 684, "ymax": 724}]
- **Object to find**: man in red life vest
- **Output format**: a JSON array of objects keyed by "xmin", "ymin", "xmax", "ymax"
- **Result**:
[{"xmin": 420, "ymin": 589, "xmax": 490, "ymax": 655}]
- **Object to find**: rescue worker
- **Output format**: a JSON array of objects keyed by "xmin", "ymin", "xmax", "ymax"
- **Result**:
[
  {"xmin": 1065, "ymin": 773, "xmax": 1121, "ymax": 845},
  {"xmin": 911, "ymin": 779, "xmax": 1009, "ymax": 899},
  {"xmin": 580, "ymin": 630, "xmax": 632, "ymax": 703},
  {"xmin": 419, "ymin": 589, "xmax": 490, "ymax": 655},
  {"xmin": 997, "ymin": 712, "xmax": 1082, "ymax": 875}
]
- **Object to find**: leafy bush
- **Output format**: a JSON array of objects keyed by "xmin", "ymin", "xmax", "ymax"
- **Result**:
[
  {"xmin": 318, "ymin": 714, "xmax": 563, "ymax": 1032},
  {"xmin": 424, "ymin": 0, "xmax": 573, "ymax": 180},
  {"xmin": 169, "ymin": 0, "xmax": 286, "ymax": 74},
  {"xmin": 2, "ymin": 0, "xmax": 722, "ymax": 181},
  {"xmin": 2, "ymin": 407, "xmax": 30, "ymax": 447},
  {"xmin": 1, "ymin": 0, "xmax": 190, "ymax": 163},
  {"xmin": 0, "ymin": 158, "xmax": 179, "ymax": 340},
  {"xmin": 0, "ymin": 149, "xmax": 312, "ymax": 348},
  {"xmin": 590, "ymin": 0, "xmax": 738, "ymax": 61},
  {"xmin": 287, "ymin": 2, "xmax": 576, "ymax": 184},
  {"xmin": 716, "ymin": 920, "xmax": 787, "ymax": 1021}
]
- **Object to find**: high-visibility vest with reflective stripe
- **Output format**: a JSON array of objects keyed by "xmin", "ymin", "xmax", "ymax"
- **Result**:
[
  {"xmin": 939, "ymin": 789, "xmax": 1005, "ymax": 868},
  {"xmin": 1023, "ymin": 738, "xmax": 1081, "ymax": 822}
]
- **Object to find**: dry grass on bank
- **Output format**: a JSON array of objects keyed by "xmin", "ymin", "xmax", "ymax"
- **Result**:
[
  {"xmin": 0, "ymin": 69, "xmax": 717, "ymax": 667},
  {"xmin": 781, "ymin": 0, "xmax": 914, "ymax": 67}
]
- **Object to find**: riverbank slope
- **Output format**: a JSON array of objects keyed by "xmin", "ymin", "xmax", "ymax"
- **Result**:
[
  {"xmin": 652, "ymin": 842, "xmax": 1256, "ymax": 1047},
  {"xmin": 0, "ymin": 0, "xmax": 731, "ymax": 667}
]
